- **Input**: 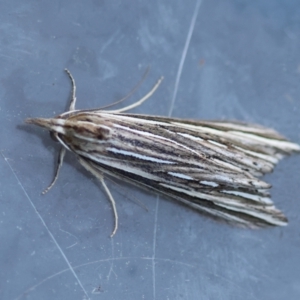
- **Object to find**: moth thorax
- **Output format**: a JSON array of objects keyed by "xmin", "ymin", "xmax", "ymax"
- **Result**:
[{"xmin": 66, "ymin": 121, "xmax": 111, "ymax": 140}]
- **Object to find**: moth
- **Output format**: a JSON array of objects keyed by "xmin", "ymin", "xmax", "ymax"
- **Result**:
[{"xmin": 26, "ymin": 69, "xmax": 300, "ymax": 236}]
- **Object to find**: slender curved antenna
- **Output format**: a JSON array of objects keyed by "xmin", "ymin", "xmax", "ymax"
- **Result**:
[
  {"xmin": 99, "ymin": 66, "xmax": 151, "ymax": 110},
  {"xmin": 64, "ymin": 69, "xmax": 77, "ymax": 111},
  {"xmin": 109, "ymin": 76, "xmax": 164, "ymax": 113}
]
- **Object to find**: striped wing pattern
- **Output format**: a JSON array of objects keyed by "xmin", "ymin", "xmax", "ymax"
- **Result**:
[{"xmin": 29, "ymin": 111, "xmax": 299, "ymax": 228}]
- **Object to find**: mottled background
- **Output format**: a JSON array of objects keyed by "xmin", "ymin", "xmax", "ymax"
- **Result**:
[{"xmin": 1, "ymin": 0, "xmax": 300, "ymax": 299}]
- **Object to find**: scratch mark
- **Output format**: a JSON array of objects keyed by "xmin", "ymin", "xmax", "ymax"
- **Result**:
[
  {"xmin": 0, "ymin": 53, "xmax": 15, "ymax": 60},
  {"xmin": 152, "ymin": 196, "xmax": 159, "ymax": 300},
  {"xmin": 14, "ymin": 256, "xmax": 195, "ymax": 300},
  {"xmin": 12, "ymin": 48, "xmax": 34, "ymax": 56},
  {"xmin": 1, "ymin": 152, "xmax": 90, "ymax": 300},
  {"xmin": 100, "ymin": 30, "xmax": 120, "ymax": 54},
  {"xmin": 58, "ymin": 226, "xmax": 79, "ymax": 249},
  {"xmin": 65, "ymin": 242, "xmax": 78, "ymax": 249},
  {"xmin": 168, "ymin": 0, "xmax": 203, "ymax": 117}
]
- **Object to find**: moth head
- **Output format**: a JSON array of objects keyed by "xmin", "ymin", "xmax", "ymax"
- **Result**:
[
  {"xmin": 25, "ymin": 117, "xmax": 66, "ymax": 139},
  {"xmin": 26, "ymin": 118, "xmax": 69, "ymax": 148},
  {"xmin": 26, "ymin": 117, "xmax": 111, "ymax": 142}
]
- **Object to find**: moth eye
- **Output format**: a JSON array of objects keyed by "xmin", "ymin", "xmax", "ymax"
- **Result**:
[{"xmin": 50, "ymin": 131, "xmax": 59, "ymax": 142}]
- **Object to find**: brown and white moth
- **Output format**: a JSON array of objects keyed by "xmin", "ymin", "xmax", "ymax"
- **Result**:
[{"xmin": 26, "ymin": 69, "xmax": 300, "ymax": 236}]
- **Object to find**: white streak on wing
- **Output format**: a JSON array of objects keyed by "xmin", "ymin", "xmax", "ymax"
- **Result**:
[
  {"xmin": 179, "ymin": 132, "xmax": 257, "ymax": 166},
  {"xmin": 159, "ymin": 183, "xmax": 234, "ymax": 204},
  {"xmin": 113, "ymin": 124, "xmax": 204, "ymax": 158},
  {"xmin": 172, "ymin": 122, "xmax": 222, "ymax": 134},
  {"xmin": 177, "ymin": 198, "xmax": 251, "ymax": 225},
  {"xmin": 234, "ymin": 146, "xmax": 279, "ymax": 164},
  {"xmin": 221, "ymin": 190, "xmax": 272, "ymax": 204},
  {"xmin": 178, "ymin": 132, "xmax": 269, "ymax": 173},
  {"xmin": 212, "ymin": 158, "xmax": 243, "ymax": 172},
  {"xmin": 200, "ymin": 181, "xmax": 218, "ymax": 187},
  {"xmin": 216, "ymin": 203, "xmax": 286, "ymax": 226},
  {"xmin": 168, "ymin": 172, "xmax": 193, "ymax": 180},
  {"xmin": 212, "ymin": 174, "xmax": 270, "ymax": 189},
  {"xmin": 159, "ymin": 183, "xmax": 270, "ymax": 208},
  {"xmin": 231, "ymin": 131, "xmax": 300, "ymax": 151},
  {"xmin": 207, "ymin": 140, "xmax": 227, "ymax": 148},
  {"xmin": 178, "ymin": 132, "xmax": 273, "ymax": 174},
  {"xmin": 76, "ymin": 151, "xmax": 163, "ymax": 181},
  {"xmin": 113, "ymin": 123, "xmax": 170, "ymax": 140},
  {"xmin": 213, "ymin": 174, "xmax": 234, "ymax": 182},
  {"xmin": 173, "ymin": 122, "xmax": 300, "ymax": 152},
  {"xmin": 159, "ymin": 183, "xmax": 285, "ymax": 226},
  {"xmin": 177, "ymin": 132, "xmax": 203, "ymax": 141},
  {"xmin": 107, "ymin": 147, "xmax": 175, "ymax": 164}
]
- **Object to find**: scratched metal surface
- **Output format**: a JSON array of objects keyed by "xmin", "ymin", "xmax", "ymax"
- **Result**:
[{"xmin": 1, "ymin": 0, "xmax": 300, "ymax": 299}]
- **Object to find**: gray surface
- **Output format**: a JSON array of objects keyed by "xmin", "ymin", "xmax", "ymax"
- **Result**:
[{"xmin": 1, "ymin": 0, "xmax": 300, "ymax": 299}]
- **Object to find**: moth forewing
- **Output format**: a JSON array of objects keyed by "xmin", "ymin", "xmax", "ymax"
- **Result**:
[{"xmin": 26, "ymin": 69, "xmax": 300, "ymax": 236}]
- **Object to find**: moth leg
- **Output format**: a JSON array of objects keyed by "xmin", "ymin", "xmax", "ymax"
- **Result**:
[
  {"xmin": 100, "ymin": 178, "xmax": 118, "ymax": 237},
  {"xmin": 106, "ymin": 177, "xmax": 149, "ymax": 212},
  {"xmin": 64, "ymin": 68, "xmax": 77, "ymax": 111},
  {"xmin": 42, "ymin": 147, "xmax": 66, "ymax": 194},
  {"xmin": 78, "ymin": 157, "xmax": 118, "ymax": 237}
]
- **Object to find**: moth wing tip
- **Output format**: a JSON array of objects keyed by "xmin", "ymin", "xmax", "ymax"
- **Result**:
[{"xmin": 25, "ymin": 118, "xmax": 34, "ymax": 124}]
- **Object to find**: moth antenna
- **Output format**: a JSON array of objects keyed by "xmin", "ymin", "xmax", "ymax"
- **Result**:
[
  {"xmin": 99, "ymin": 66, "xmax": 151, "ymax": 110},
  {"xmin": 110, "ymin": 76, "xmax": 164, "ymax": 113},
  {"xmin": 64, "ymin": 68, "xmax": 77, "ymax": 111}
]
